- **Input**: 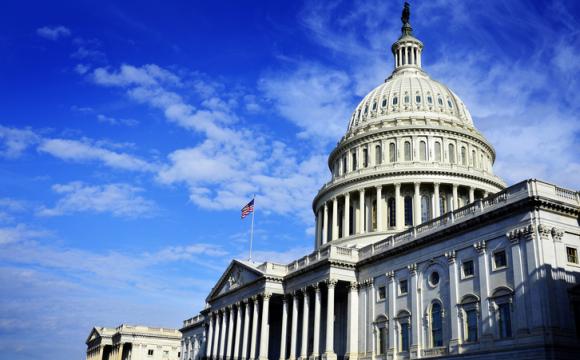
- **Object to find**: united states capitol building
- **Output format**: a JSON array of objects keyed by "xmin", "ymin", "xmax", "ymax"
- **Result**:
[{"xmin": 178, "ymin": 4, "xmax": 580, "ymax": 360}]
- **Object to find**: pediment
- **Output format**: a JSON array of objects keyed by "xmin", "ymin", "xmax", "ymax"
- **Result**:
[
  {"xmin": 86, "ymin": 328, "xmax": 102, "ymax": 344},
  {"xmin": 208, "ymin": 260, "xmax": 264, "ymax": 300}
]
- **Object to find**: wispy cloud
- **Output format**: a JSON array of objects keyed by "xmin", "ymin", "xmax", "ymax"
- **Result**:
[
  {"xmin": 36, "ymin": 25, "xmax": 71, "ymax": 40},
  {"xmin": 0, "ymin": 125, "xmax": 40, "ymax": 158},
  {"xmin": 37, "ymin": 182, "xmax": 156, "ymax": 218},
  {"xmin": 38, "ymin": 138, "xmax": 156, "ymax": 172}
]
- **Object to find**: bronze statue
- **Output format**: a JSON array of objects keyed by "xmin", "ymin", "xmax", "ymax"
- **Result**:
[{"xmin": 401, "ymin": 2, "xmax": 411, "ymax": 25}]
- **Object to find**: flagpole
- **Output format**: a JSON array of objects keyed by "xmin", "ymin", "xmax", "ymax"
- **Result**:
[{"xmin": 249, "ymin": 194, "xmax": 255, "ymax": 262}]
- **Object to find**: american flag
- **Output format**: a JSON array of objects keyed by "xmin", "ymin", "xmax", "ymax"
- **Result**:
[{"xmin": 241, "ymin": 198, "xmax": 254, "ymax": 219}]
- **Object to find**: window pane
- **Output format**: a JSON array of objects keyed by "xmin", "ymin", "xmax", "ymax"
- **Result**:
[
  {"xmin": 388, "ymin": 198, "xmax": 396, "ymax": 227},
  {"xmin": 466, "ymin": 309, "xmax": 478, "ymax": 342},
  {"xmin": 432, "ymin": 303, "xmax": 443, "ymax": 347},
  {"xmin": 376, "ymin": 145, "xmax": 382, "ymax": 165},
  {"xmin": 389, "ymin": 143, "xmax": 396, "ymax": 162},
  {"xmin": 498, "ymin": 303, "xmax": 512, "ymax": 338},
  {"xmin": 419, "ymin": 141, "xmax": 427, "ymax": 161},
  {"xmin": 421, "ymin": 195, "xmax": 431, "ymax": 223},
  {"xmin": 404, "ymin": 196, "xmax": 413, "ymax": 226},
  {"xmin": 401, "ymin": 323, "xmax": 410, "ymax": 351},
  {"xmin": 435, "ymin": 142, "xmax": 441, "ymax": 161},
  {"xmin": 449, "ymin": 144, "xmax": 455, "ymax": 164},
  {"xmin": 404, "ymin": 141, "xmax": 411, "ymax": 161}
]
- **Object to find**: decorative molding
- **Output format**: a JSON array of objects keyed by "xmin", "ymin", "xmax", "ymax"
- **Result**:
[
  {"xmin": 407, "ymin": 263, "xmax": 417, "ymax": 275},
  {"xmin": 262, "ymin": 292, "xmax": 272, "ymax": 300},
  {"xmin": 326, "ymin": 278, "xmax": 338, "ymax": 288},
  {"xmin": 445, "ymin": 250, "xmax": 456, "ymax": 264},
  {"xmin": 473, "ymin": 240, "xmax": 486, "ymax": 254},
  {"xmin": 537, "ymin": 224, "xmax": 552, "ymax": 241},
  {"xmin": 349, "ymin": 281, "xmax": 359, "ymax": 290},
  {"xmin": 386, "ymin": 271, "xmax": 395, "ymax": 281},
  {"xmin": 506, "ymin": 224, "xmax": 535, "ymax": 243},
  {"xmin": 551, "ymin": 227, "xmax": 564, "ymax": 242}
]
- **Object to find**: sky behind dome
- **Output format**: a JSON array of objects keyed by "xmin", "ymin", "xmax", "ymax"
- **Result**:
[{"xmin": 1, "ymin": 1, "xmax": 579, "ymax": 359}]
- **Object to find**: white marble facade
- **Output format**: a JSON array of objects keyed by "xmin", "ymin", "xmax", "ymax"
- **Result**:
[{"xmin": 180, "ymin": 4, "xmax": 580, "ymax": 360}]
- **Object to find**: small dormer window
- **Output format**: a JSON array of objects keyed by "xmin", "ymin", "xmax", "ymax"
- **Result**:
[
  {"xmin": 447, "ymin": 100, "xmax": 453, "ymax": 108},
  {"xmin": 438, "ymin": 98, "xmax": 443, "ymax": 106},
  {"xmin": 393, "ymin": 97, "xmax": 398, "ymax": 105},
  {"xmin": 372, "ymin": 101, "xmax": 377, "ymax": 111},
  {"xmin": 404, "ymin": 95, "xmax": 410, "ymax": 104},
  {"xmin": 416, "ymin": 96, "xmax": 421, "ymax": 103},
  {"xmin": 427, "ymin": 94, "xmax": 433, "ymax": 104},
  {"xmin": 382, "ymin": 99, "xmax": 387, "ymax": 107}
]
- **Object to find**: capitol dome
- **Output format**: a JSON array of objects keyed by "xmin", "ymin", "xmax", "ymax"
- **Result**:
[{"xmin": 312, "ymin": 5, "xmax": 506, "ymax": 249}]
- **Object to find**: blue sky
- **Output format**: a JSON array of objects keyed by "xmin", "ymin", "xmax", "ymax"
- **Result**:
[{"xmin": 1, "ymin": 1, "xmax": 579, "ymax": 359}]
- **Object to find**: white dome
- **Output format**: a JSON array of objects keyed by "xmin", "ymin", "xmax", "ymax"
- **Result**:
[{"xmin": 347, "ymin": 70, "xmax": 474, "ymax": 134}]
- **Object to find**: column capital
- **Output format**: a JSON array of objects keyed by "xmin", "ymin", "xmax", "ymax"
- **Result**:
[
  {"xmin": 452, "ymin": 183, "xmax": 459, "ymax": 189},
  {"xmin": 251, "ymin": 295, "xmax": 259, "ymax": 303},
  {"xmin": 414, "ymin": 181, "xmax": 420, "ymax": 187},
  {"xmin": 394, "ymin": 182, "xmax": 401, "ymax": 188},
  {"xmin": 262, "ymin": 292, "xmax": 272, "ymax": 300},
  {"xmin": 386, "ymin": 271, "xmax": 395, "ymax": 281},
  {"xmin": 474, "ymin": 240, "xmax": 487, "ymax": 254},
  {"xmin": 234, "ymin": 301, "xmax": 241, "ymax": 307},
  {"xmin": 344, "ymin": 191, "xmax": 350, "ymax": 199},
  {"xmin": 376, "ymin": 185, "xmax": 382, "ymax": 191},
  {"xmin": 551, "ymin": 227, "xmax": 564, "ymax": 242},
  {"xmin": 326, "ymin": 278, "xmax": 338, "ymax": 288},
  {"xmin": 433, "ymin": 182, "xmax": 440, "ymax": 187},
  {"xmin": 407, "ymin": 263, "xmax": 417, "ymax": 275},
  {"xmin": 445, "ymin": 250, "xmax": 456, "ymax": 264},
  {"xmin": 349, "ymin": 281, "xmax": 359, "ymax": 290},
  {"xmin": 312, "ymin": 282, "xmax": 321, "ymax": 291},
  {"xmin": 242, "ymin": 298, "xmax": 249, "ymax": 304}
]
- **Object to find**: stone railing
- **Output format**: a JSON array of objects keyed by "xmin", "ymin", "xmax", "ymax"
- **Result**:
[
  {"xmin": 183, "ymin": 314, "xmax": 205, "ymax": 328},
  {"xmin": 270, "ymin": 179, "xmax": 578, "ymax": 276},
  {"xmin": 422, "ymin": 347, "xmax": 448, "ymax": 357}
]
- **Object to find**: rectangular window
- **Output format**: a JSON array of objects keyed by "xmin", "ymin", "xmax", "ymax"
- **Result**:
[
  {"xmin": 363, "ymin": 148, "xmax": 368, "ymax": 167},
  {"xmin": 352, "ymin": 151, "xmax": 357, "ymax": 170},
  {"xmin": 400, "ymin": 323, "xmax": 410, "ymax": 351},
  {"xmin": 399, "ymin": 280, "xmax": 408, "ymax": 295},
  {"xmin": 493, "ymin": 250, "xmax": 507, "ymax": 269},
  {"xmin": 567, "ymin": 247, "xmax": 578, "ymax": 264},
  {"xmin": 498, "ymin": 303, "xmax": 512, "ymax": 338},
  {"xmin": 377, "ymin": 286, "xmax": 386, "ymax": 300},
  {"xmin": 466, "ymin": 309, "xmax": 478, "ymax": 342},
  {"xmin": 148, "ymin": 349, "xmax": 154, "ymax": 356},
  {"xmin": 462, "ymin": 260, "xmax": 474, "ymax": 278}
]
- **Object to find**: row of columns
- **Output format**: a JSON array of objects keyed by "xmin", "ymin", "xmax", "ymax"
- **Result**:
[
  {"xmin": 206, "ymin": 294, "xmax": 271, "ymax": 360},
  {"xmin": 183, "ymin": 335, "xmax": 204, "ymax": 360},
  {"xmin": 395, "ymin": 44, "xmax": 422, "ymax": 68},
  {"xmin": 280, "ymin": 280, "xmax": 339, "ymax": 360},
  {"xmin": 316, "ymin": 183, "xmax": 489, "ymax": 246}
]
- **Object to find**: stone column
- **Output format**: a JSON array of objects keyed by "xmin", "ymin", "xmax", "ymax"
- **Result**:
[
  {"xmin": 242, "ymin": 300, "xmax": 250, "ymax": 360},
  {"xmin": 322, "ymin": 203, "xmax": 328, "ymax": 245},
  {"xmin": 234, "ymin": 303, "xmax": 242, "ymax": 360},
  {"xmin": 452, "ymin": 184, "xmax": 459, "ymax": 210},
  {"xmin": 220, "ymin": 310, "xmax": 227, "ymax": 359},
  {"xmin": 408, "ymin": 264, "xmax": 420, "ymax": 357},
  {"xmin": 324, "ymin": 280, "xmax": 337, "ymax": 360},
  {"xmin": 446, "ymin": 251, "xmax": 460, "ymax": 353},
  {"xmin": 226, "ymin": 307, "xmax": 234, "ymax": 360},
  {"xmin": 395, "ymin": 183, "xmax": 403, "ymax": 231},
  {"xmin": 250, "ymin": 297, "xmax": 259, "ymax": 360},
  {"xmin": 316, "ymin": 210, "xmax": 322, "ymax": 248},
  {"xmin": 359, "ymin": 189, "xmax": 365, "ymax": 234},
  {"xmin": 469, "ymin": 187, "xmax": 475, "ymax": 203},
  {"xmin": 474, "ymin": 241, "xmax": 492, "ymax": 343},
  {"xmin": 259, "ymin": 293, "xmax": 271, "ymax": 360},
  {"xmin": 346, "ymin": 282, "xmax": 359, "ymax": 360},
  {"xmin": 213, "ymin": 312, "xmax": 221, "ymax": 359},
  {"xmin": 206, "ymin": 313, "xmax": 214, "ymax": 359},
  {"xmin": 290, "ymin": 293, "xmax": 299, "ymax": 360},
  {"xmin": 386, "ymin": 272, "xmax": 397, "ymax": 358},
  {"xmin": 433, "ymin": 182, "xmax": 440, "ymax": 217},
  {"xmin": 413, "ymin": 182, "xmax": 421, "ymax": 226},
  {"xmin": 300, "ymin": 288, "xmax": 310, "ymax": 360},
  {"xmin": 332, "ymin": 197, "xmax": 338, "ymax": 241},
  {"xmin": 509, "ymin": 234, "xmax": 529, "ymax": 335},
  {"xmin": 344, "ymin": 193, "xmax": 350, "ymax": 237},
  {"xmin": 376, "ymin": 186, "xmax": 383, "ymax": 232},
  {"xmin": 280, "ymin": 296, "xmax": 289, "ymax": 360},
  {"xmin": 312, "ymin": 284, "xmax": 321, "ymax": 359}
]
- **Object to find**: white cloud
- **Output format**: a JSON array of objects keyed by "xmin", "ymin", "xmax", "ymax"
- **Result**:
[
  {"xmin": 259, "ymin": 64, "xmax": 353, "ymax": 141},
  {"xmin": 97, "ymin": 114, "xmax": 139, "ymax": 127},
  {"xmin": 93, "ymin": 64, "xmax": 181, "ymax": 87},
  {"xmin": 37, "ymin": 182, "xmax": 156, "ymax": 218},
  {"xmin": 0, "ymin": 224, "xmax": 48, "ymax": 245},
  {"xmin": 36, "ymin": 25, "xmax": 71, "ymax": 40},
  {"xmin": 0, "ymin": 125, "xmax": 39, "ymax": 158},
  {"xmin": 38, "ymin": 138, "xmax": 156, "ymax": 172}
]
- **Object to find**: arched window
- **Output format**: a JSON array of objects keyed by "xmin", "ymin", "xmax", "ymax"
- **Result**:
[
  {"xmin": 460, "ymin": 295, "xmax": 479, "ymax": 343},
  {"xmin": 389, "ymin": 143, "xmax": 396, "ymax": 162},
  {"xmin": 352, "ymin": 150, "xmax": 357, "ymax": 170},
  {"xmin": 363, "ymin": 148, "xmax": 369, "ymax": 167},
  {"xmin": 438, "ymin": 97, "xmax": 443, "ymax": 106},
  {"xmin": 382, "ymin": 98, "xmax": 387, "ymax": 107},
  {"xmin": 491, "ymin": 288, "xmax": 513, "ymax": 339},
  {"xmin": 419, "ymin": 141, "xmax": 427, "ymax": 161},
  {"xmin": 404, "ymin": 95, "xmax": 410, "ymax": 104},
  {"xmin": 416, "ymin": 95, "xmax": 421, "ymax": 103},
  {"xmin": 342, "ymin": 156, "xmax": 347, "ymax": 175},
  {"xmin": 448, "ymin": 99, "xmax": 453, "ymax": 108},
  {"xmin": 434, "ymin": 142, "xmax": 442, "ymax": 162},
  {"xmin": 404, "ymin": 141, "xmax": 412, "ymax": 161},
  {"xmin": 393, "ymin": 97, "xmax": 398, "ymax": 106},
  {"xmin": 375, "ymin": 145, "xmax": 382, "ymax": 165},
  {"xmin": 471, "ymin": 150, "xmax": 476, "ymax": 167},
  {"xmin": 388, "ymin": 197, "xmax": 396, "ymax": 227},
  {"xmin": 404, "ymin": 196, "xmax": 413, "ymax": 226},
  {"xmin": 397, "ymin": 311, "xmax": 411, "ymax": 352},
  {"xmin": 431, "ymin": 302, "xmax": 443, "ymax": 347},
  {"xmin": 448, "ymin": 144, "xmax": 456, "ymax": 164},
  {"xmin": 461, "ymin": 146, "xmax": 467, "ymax": 165},
  {"xmin": 427, "ymin": 95, "xmax": 433, "ymax": 104},
  {"xmin": 364, "ymin": 105, "xmax": 368, "ymax": 115},
  {"xmin": 372, "ymin": 101, "xmax": 377, "ymax": 111},
  {"xmin": 375, "ymin": 315, "xmax": 388, "ymax": 355},
  {"xmin": 421, "ymin": 195, "xmax": 431, "ymax": 223}
]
